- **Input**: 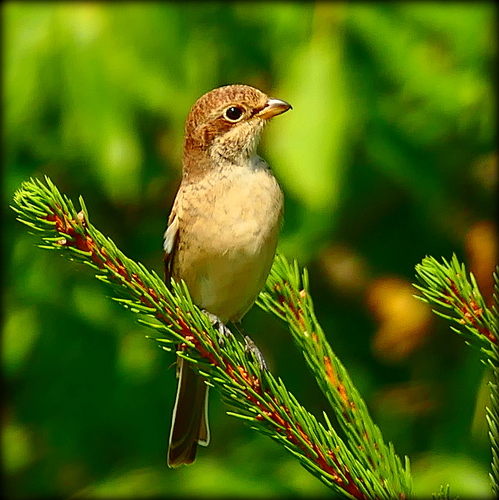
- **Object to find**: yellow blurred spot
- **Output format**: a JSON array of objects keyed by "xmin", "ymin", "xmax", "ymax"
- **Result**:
[
  {"xmin": 2, "ymin": 421, "xmax": 33, "ymax": 474},
  {"xmin": 367, "ymin": 277, "xmax": 433, "ymax": 363},
  {"xmin": 465, "ymin": 219, "xmax": 498, "ymax": 306},
  {"xmin": 2, "ymin": 306, "xmax": 40, "ymax": 376},
  {"xmin": 319, "ymin": 244, "xmax": 369, "ymax": 296},
  {"xmin": 60, "ymin": 3, "xmax": 105, "ymax": 44},
  {"xmin": 374, "ymin": 382, "xmax": 435, "ymax": 416}
]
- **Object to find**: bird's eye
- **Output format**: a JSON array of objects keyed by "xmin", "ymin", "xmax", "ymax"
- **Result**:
[{"xmin": 224, "ymin": 106, "xmax": 244, "ymax": 122}]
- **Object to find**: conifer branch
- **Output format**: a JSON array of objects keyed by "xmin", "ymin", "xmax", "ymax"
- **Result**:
[
  {"xmin": 414, "ymin": 255, "xmax": 498, "ymax": 495},
  {"xmin": 488, "ymin": 344, "xmax": 499, "ymax": 497},
  {"xmin": 414, "ymin": 255, "xmax": 498, "ymax": 361},
  {"xmin": 12, "ymin": 177, "xmax": 412, "ymax": 499},
  {"xmin": 257, "ymin": 256, "xmax": 412, "ymax": 494}
]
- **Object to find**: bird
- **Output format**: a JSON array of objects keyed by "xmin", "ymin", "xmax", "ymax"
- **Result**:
[{"xmin": 163, "ymin": 84, "xmax": 291, "ymax": 467}]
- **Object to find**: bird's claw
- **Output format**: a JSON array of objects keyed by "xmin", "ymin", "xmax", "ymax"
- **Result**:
[
  {"xmin": 202, "ymin": 310, "xmax": 232, "ymax": 346},
  {"xmin": 244, "ymin": 335, "xmax": 268, "ymax": 372}
]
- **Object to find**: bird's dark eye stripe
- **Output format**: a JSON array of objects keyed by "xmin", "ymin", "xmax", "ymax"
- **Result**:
[{"xmin": 224, "ymin": 106, "xmax": 244, "ymax": 121}]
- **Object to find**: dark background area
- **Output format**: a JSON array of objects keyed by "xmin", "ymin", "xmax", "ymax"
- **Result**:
[{"xmin": 3, "ymin": 2, "xmax": 497, "ymax": 498}]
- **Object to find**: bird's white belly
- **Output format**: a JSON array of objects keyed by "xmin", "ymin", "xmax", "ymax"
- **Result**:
[{"xmin": 177, "ymin": 165, "xmax": 283, "ymax": 322}]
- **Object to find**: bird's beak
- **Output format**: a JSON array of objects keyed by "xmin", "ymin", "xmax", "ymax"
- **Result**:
[{"xmin": 257, "ymin": 98, "xmax": 292, "ymax": 120}]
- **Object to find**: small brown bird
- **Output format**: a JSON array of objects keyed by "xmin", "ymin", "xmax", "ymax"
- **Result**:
[{"xmin": 163, "ymin": 84, "xmax": 291, "ymax": 467}]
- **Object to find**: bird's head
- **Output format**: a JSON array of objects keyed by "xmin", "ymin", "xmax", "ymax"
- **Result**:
[{"xmin": 183, "ymin": 84, "xmax": 291, "ymax": 168}]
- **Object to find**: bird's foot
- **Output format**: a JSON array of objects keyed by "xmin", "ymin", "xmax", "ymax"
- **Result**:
[
  {"xmin": 244, "ymin": 335, "xmax": 268, "ymax": 372},
  {"xmin": 231, "ymin": 322, "xmax": 269, "ymax": 372},
  {"xmin": 202, "ymin": 310, "xmax": 232, "ymax": 346}
]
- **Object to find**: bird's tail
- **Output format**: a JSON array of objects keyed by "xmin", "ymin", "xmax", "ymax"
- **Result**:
[{"xmin": 167, "ymin": 355, "xmax": 210, "ymax": 467}]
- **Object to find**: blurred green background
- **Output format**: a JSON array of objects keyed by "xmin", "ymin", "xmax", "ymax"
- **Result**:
[{"xmin": 2, "ymin": 2, "xmax": 497, "ymax": 498}]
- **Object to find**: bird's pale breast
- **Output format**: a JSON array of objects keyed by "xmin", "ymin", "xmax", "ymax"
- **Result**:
[{"xmin": 173, "ymin": 161, "xmax": 283, "ymax": 323}]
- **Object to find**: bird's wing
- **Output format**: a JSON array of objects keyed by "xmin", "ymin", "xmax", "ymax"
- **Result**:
[{"xmin": 163, "ymin": 203, "xmax": 180, "ymax": 284}]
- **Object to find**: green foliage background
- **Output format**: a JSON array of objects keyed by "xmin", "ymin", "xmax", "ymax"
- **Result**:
[{"xmin": 2, "ymin": 2, "xmax": 496, "ymax": 498}]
